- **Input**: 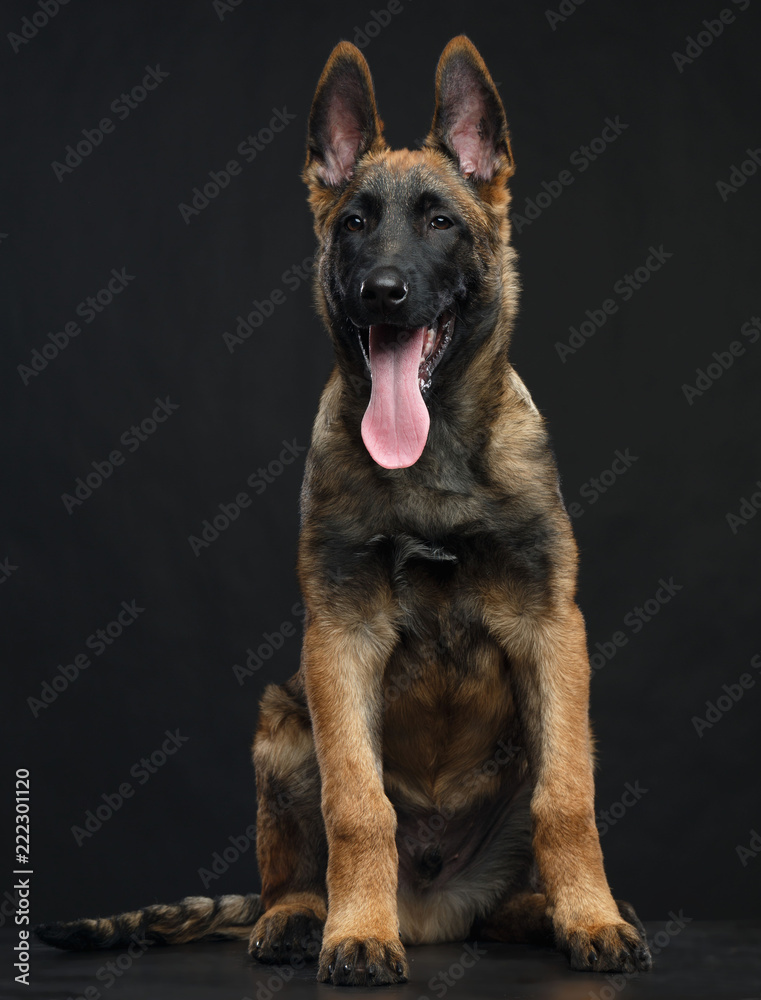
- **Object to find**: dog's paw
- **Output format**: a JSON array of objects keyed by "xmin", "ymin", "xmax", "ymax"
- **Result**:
[
  {"xmin": 248, "ymin": 906, "xmax": 323, "ymax": 964},
  {"xmin": 557, "ymin": 900, "xmax": 652, "ymax": 974},
  {"xmin": 317, "ymin": 936, "xmax": 408, "ymax": 986}
]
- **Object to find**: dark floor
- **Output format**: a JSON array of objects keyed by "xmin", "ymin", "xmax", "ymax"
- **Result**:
[{"xmin": 3, "ymin": 922, "xmax": 760, "ymax": 1000}]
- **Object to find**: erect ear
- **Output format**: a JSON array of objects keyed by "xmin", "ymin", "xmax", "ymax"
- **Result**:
[
  {"xmin": 304, "ymin": 42, "xmax": 385, "ymax": 191},
  {"xmin": 424, "ymin": 36, "xmax": 514, "ymax": 184}
]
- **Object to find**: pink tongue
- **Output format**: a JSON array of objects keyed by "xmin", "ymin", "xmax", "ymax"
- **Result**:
[{"xmin": 361, "ymin": 324, "xmax": 430, "ymax": 469}]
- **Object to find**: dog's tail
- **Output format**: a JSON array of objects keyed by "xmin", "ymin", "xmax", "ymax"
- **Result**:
[{"xmin": 35, "ymin": 893, "xmax": 263, "ymax": 951}]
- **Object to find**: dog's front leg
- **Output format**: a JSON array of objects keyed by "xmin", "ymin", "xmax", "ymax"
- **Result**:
[
  {"xmin": 302, "ymin": 598, "xmax": 407, "ymax": 987},
  {"xmin": 484, "ymin": 594, "xmax": 652, "ymax": 973}
]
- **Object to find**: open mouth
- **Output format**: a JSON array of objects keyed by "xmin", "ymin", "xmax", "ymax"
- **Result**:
[
  {"xmin": 356, "ymin": 311, "xmax": 455, "ymax": 470},
  {"xmin": 357, "ymin": 310, "xmax": 455, "ymax": 393},
  {"xmin": 419, "ymin": 310, "xmax": 455, "ymax": 391}
]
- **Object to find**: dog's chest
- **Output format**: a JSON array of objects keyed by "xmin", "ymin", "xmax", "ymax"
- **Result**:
[
  {"xmin": 381, "ymin": 621, "xmax": 521, "ymax": 813},
  {"xmin": 366, "ymin": 530, "xmax": 495, "ymax": 649},
  {"xmin": 382, "ymin": 532, "xmax": 460, "ymax": 577},
  {"xmin": 378, "ymin": 530, "xmax": 521, "ymax": 803}
]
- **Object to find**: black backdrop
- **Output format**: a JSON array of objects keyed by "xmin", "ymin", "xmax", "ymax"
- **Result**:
[{"xmin": 2, "ymin": 0, "xmax": 760, "ymax": 934}]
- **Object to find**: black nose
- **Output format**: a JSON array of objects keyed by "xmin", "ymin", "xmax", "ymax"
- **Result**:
[{"xmin": 360, "ymin": 267, "xmax": 408, "ymax": 314}]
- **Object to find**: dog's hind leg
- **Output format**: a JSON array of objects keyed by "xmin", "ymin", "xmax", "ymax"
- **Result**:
[
  {"xmin": 249, "ymin": 678, "xmax": 328, "ymax": 965},
  {"xmin": 478, "ymin": 892, "xmax": 648, "ymax": 955},
  {"xmin": 475, "ymin": 891, "xmax": 554, "ymax": 945}
]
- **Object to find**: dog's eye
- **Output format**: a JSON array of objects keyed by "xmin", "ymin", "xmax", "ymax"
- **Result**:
[
  {"xmin": 430, "ymin": 216, "xmax": 453, "ymax": 230},
  {"xmin": 345, "ymin": 216, "xmax": 364, "ymax": 232}
]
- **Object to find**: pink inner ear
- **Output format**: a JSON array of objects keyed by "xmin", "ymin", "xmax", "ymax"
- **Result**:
[
  {"xmin": 317, "ymin": 94, "xmax": 365, "ymax": 187},
  {"xmin": 449, "ymin": 90, "xmax": 497, "ymax": 181},
  {"xmin": 440, "ymin": 59, "xmax": 505, "ymax": 182}
]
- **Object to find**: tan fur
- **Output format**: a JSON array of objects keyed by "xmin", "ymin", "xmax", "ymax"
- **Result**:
[
  {"xmin": 257, "ymin": 35, "xmax": 650, "ymax": 984},
  {"xmin": 35, "ymin": 35, "xmax": 650, "ymax": 986}
]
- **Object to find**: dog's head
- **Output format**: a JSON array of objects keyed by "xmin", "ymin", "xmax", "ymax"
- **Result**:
[{"xmin": 304, "ymin": 36, "xmax": 517, "ymax": 470}]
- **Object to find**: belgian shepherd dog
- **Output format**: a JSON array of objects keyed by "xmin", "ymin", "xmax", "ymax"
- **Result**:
[{"xmin": 37, "ymin": 36, "xmax": 652, "ymax": 987}]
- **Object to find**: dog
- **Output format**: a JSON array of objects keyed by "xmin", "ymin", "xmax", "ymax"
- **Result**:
[{"xmin": 37, "ymin": 36, "xmax": 652, "ymax": 987}]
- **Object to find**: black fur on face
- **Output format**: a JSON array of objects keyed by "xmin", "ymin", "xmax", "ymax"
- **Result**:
[
  {"xmin": 303, "ymin": 38, "xmax": 516, "ymax": 419},
  {"xmin": 317, "ymin": 156, "xmax": 504, "ymax": 399}
]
